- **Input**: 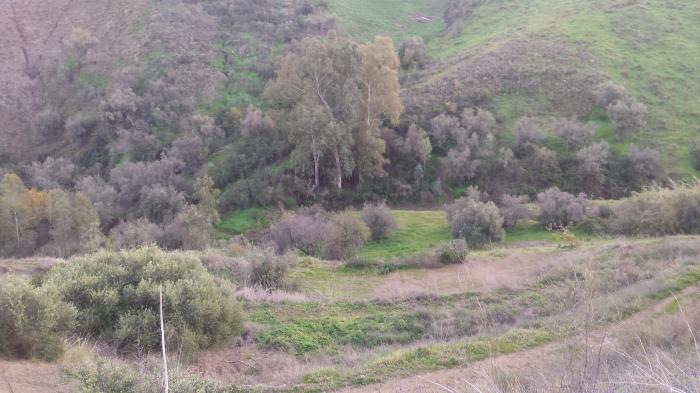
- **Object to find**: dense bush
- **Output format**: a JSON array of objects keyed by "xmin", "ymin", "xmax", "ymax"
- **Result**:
[
  {"xmin": 554, "ymin": 118, "xmax": 595, "ymax": 150},
  {"xmin": 362, "ymin": 202, "xmax": 397, "ymax": 240},
  {"xmin": 43, "ymin": 247, "xmax": 243, "ymax": 356},
  {"xmin": 536, "ymin": 187, "xmax": 588, "ymax": 227},
  {"xmin": 322, "ymin": 212, "xmax": 370, "ymax": 260},
  {"xmin": 268, "ymin": 209, "xmax": 369, "ymax": 260},
  {"xmin": 446, "ymin": 197, "xmax": 505, "ymax": 246},
  {"xmin": 249, "ymin": 251, "xmax": 296, "ymax": 290},
  {"xmin": 0, "ymin": 276, "xmax": 76, "ymax": 361},
  {"xmin": 611, "ymin": 182, "xmax": 700, "ymax": 236},
  {"xmin": 436, "ymin": 239, "xmax": 469, "ymax": 264},
  {"xmin": 500, "ymin": 194, "xmax": 532, "ymax": 230},
  {"xmin": 398, "ymin": 37, "xmax": 427, "ymax": 70},
  {"xmin": 109, "ymin": 218, "xmax": 163, "ymax": 249},
  {"xmin": 607, "ymin": 99, "xmax": 646, "ymax": 139},
  {"xmin": 594, "ymin": 81, "xmax": 628, "ymax": 107}
]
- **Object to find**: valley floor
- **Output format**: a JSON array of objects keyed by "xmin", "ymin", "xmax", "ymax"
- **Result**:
[{"xmin": 2, "ymin": 234, "xmax": 699, "ymax": 392}]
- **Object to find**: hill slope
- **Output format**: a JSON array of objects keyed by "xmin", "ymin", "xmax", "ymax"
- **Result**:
[{"xmin": 331, "ymin": 0, "xmax": 700, "ymax": 176}]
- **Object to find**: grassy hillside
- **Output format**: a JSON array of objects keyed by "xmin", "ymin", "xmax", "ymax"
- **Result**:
[
  {"xmin": 329, "ymin": 0, "xmax": 448, "ymax": 43},
  {"xmin": 332, "ymin": 0, "xmax": 700, "ymax": 177}
]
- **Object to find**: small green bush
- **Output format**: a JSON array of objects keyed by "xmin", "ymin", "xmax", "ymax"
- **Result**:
[
  {"xmin": 436, "ymin": 239, "xmax": 469, "ymax": 264},
  {"xmin": 0, "ymin": 276, "xmax": 76, "ymax": 361},
  {"xmin": 691, "ymin": 147, "xmax": 700, "ymax": 171},
  {"xmin": 43, "ymin": 246, "xmax": 243, "ymax": 356},
  {"xmin": 362, "ymin": 202, "xmax": 397, "ymax": 241},
  {"xmin": 250, "ymin": 251, "xmax": 295, "ymax": 290},
  {"xmin": 446, "ymin": 197, "xmax": 505, "ymax": 246},
  {"xmin": 322, "ymin": 212, "xmax": 370, "ymax": 260}
]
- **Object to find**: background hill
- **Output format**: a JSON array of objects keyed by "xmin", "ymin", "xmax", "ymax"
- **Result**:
[
  {"xmin": 331, "ymin": 0, "xmax": 700, "ymax": 176},
  {"xmin": 1, "ymin": 0, "xmax": 700, "ymax": 257}
]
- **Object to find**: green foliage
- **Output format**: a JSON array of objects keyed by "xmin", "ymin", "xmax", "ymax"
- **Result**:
[
  {"xmin": 43, "ymin": 247, "xmax": 243, "ymax": 355},
  {"xmin": 257, "ymin": 312, "xmax": 431, "ymax": 355},
  {"xmin": 446, "ymin": 197, "xmax": 505, "ymax": 246},
  {"xmin": 0, "ymin": 276, "xmax": 76, "ymax": 361},
  {"xmin": 435, "ymin": 239, "xmax": 469, "ymax": 264},
  {"xmin": 217, "ymin": 208, "xmax": 270, "ymax": 235},
  {"xmin": 362, "ymin": 202, "xmax": 397, "ymax": 241},
  {"xmin": 351, "ymin": 327, "xmax": 553, "ymax": 385},
  {"xmin": 613, "ymin": 181, "xmax": 700, "ymax": 236},
  {"xmin": 428, "ymin": 0, "xmax": 700, "ymax": 176},
  {"xmin": 250, "ymin": 252, "xmax": 295, "ymax": 290}
]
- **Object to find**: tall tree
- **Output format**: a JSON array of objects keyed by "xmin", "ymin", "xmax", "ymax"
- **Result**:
[
  {"xmin": 355, "ymin": 36, "xmax": 404, "ymax": 181},
  {"xmin": 264, "ymin": 35, "xmax": 362, "ymax": 189},
  {"xmin": 195, "ymin": 176, "xmax": 221, "ymax": 226},
  {"xmin": 0, "ymin": 174, "xmax": 35, "ymax": 255}
]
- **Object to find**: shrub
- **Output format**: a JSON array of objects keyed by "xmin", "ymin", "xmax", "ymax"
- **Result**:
[
  {"xmin": 436, "ymin": 239, "xmax": 469, "ymax": 264},
  {"xmin": 267, "ymin": 210, "xmax": 327, "ymax": 255},
  {"xmin": 691, "ymin": 147, "xmax": 700, "ymax": 171},
  {"xmin": 323, "ymin": 212, "xmax": 370, "ymax": 260},
  {"xmin": 362, "ymin": 202, "xmax": 397, "ymax": 240},
  {"xmin": 0, "ymin": 276, "xmax": 76, "ymax": 361},
  {"xmin": 512, "ymin": 117, "xmax": 545, "ymax": 148},
  {"xmin": 536, "ymin": 187, "xmax": 588, "ymax": 228},
  {"xmin": 249, "ymin": 251, "xmax": 296, "ymax": 290},
  {"xmin": 446, "ymin": 197, "xmax": 505, "ymax": 246},
  {"xmin": 43, "ymin": 247, "xmax": 243, "ymax": 356},
  {"xmin": 607, "ymin": 99, "xmax": 646, "ymax": 139},
  {"xmin": 553, "ymin": 118, "xmax": 595, "ymax": 150},
  {"xmin": 398, "ymin": 37, "xmax": 426, "ymax": 70},
  {"xmin": 109, "ymin": 218, "xmax": 163, "ymax": 249},
  {"xmin": 594, "ymin": 81, "xmax": 628, "ymax": 107},
  {"xmin": 499, "ymin": 194, "xmax": 532, "ymax": 230},
  {"xmin": 268, "ymin": 209, "xmax": 369, "ymax": 260},
  {"xmin": 610, "ymin": 182, "xmax": 700, "ymax": 236}
]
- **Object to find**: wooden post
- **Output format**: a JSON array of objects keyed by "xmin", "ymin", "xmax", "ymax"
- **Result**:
[{"xmin": 159, "ymin": 285, "xmax": 169, "ymax": 393}]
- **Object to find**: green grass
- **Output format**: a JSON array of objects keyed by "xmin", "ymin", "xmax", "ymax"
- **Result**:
[
  {"xmin": 217, "ymin": 207, "xmax": 269, "ymax": 235},
  {"xmin": 360, "ymin": 210, "xmax": 452, "ymax": 260},
  {"xmin": 360, "ymin": 210, "xmax": 560, "ymax": 260},
  {"xmin": 329, "ymin": 0, "xmax": 448, "ymax": 43},
  {"xmin": 423, "ymin": 0, "xmax": 700, "ymax": 177},
  {"xmin": 318, "ymin": 327, "xmax": 556, "ymax": 386},
  {"xmin": 505, "ymin": 222, "xmax": 552, "ymax": 243}
]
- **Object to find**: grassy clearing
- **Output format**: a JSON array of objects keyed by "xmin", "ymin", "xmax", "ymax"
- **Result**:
[
  {"xmin": 360, "ymin": 210, "xmax": 558, "ymax": 260},
  {"xmin": 328, "ymin": 0, "xmax": 448, "ymax": 43},
  {"xmin": 360, "ymin": 210, "xmax": 452, "ymax": 260},
  {"xmin": 217, "ymin": 207, "xmax": 269, "ymax": 236}
]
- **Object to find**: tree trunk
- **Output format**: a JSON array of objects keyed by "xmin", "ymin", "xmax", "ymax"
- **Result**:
[
  {"xmin": 13, "ymin": 210, "xmax": 20, "ymax": 249},
  {"xmin": 311, "ymin": 135, "xmax": 320, "ymax": 191},
  {"xmin": 333, "ymin": 147, "xmax": 342, "ymax": 189}
]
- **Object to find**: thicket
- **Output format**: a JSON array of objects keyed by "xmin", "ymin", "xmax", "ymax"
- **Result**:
[
  {"xmin": 0, "ymin": 276, "xmax": 76, "ymax": 361},
  {"xmin": 536, "ymin": 187, "xmax": 588, "ymax": 228},
  {"xmin": 611, "ymin": 182, "xmax": 700, "ymax": 236},
  {"xmin": 43, "ymin": 247, "xmax": 243, "ymax": 356},
  {"xmin": 268, "ymin": 207, "xmax": 369, "ymax": 260}
]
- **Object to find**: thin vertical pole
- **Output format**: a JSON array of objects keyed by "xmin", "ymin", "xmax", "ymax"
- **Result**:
[{"xmin": 159, "ymin": 285, "xmax": 169, "ymax": 393}]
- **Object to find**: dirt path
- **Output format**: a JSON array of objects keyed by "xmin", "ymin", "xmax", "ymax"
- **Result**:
[
  {"xmin": 338, "ymin": 287, "xmax": 697, "ymax": 393},
  {"xmin": 370, "ymin": 247, "xmax": 581, "ymax": 299},
  {"xmin": 0, "ymin": 361, "xmax": 76, "ymax": 393}
]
